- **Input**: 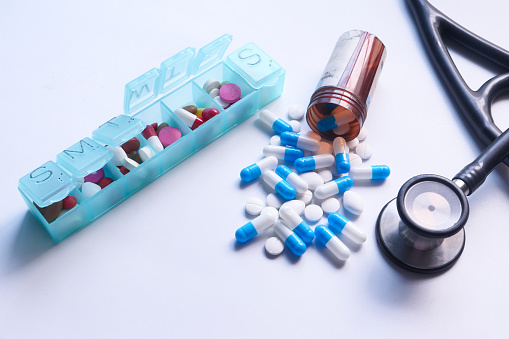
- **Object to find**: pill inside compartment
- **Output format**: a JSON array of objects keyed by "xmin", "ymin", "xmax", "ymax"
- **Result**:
[
  {"xmin": 193, "ymin": 62, "xmax": 257, "ymax": 127},
  {"xmin": 160, "ymin": 81, "xmax": 229, "ymax": 147},
  {"xmin": 55, "ymin": 138, "xmax": 130, "ymax": 221}
]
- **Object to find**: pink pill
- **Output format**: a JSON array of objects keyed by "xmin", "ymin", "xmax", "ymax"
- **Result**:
[
  {"xmin": 219, "ymin": 83, "xmax": 241, "ymax": 104},
  {"xmin": 158, "ymin": 126, "xmax": 182, "ymax": 147},
  {"xmin": 84, "ymin": 168, "xmax": 105, "ymax": 184}
]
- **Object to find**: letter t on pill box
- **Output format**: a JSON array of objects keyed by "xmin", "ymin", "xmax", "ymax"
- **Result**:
[{"xmin": 18, "ymin": 35, "xmax": 286, "ymax": 242}]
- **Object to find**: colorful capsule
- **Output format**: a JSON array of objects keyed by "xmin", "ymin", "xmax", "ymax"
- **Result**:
[
  {"xmin": 349, "ymin": 165, "xmax": 390, "ymax": 180},
  {"xmin": 317, "ymin": 111, "xmax": 355, "ymax": 132},
  {"xmin": 280, "ymin": 132, "xmax": 320, "ymax": 152},
  {"xmin": 333, "ymin": 137, "xmax": 350, "ymax": 173},
  {"xmin": 174, "ymin": 108, "xmax": 203, "ymax": 130},
  {"xmin": 275, "ymin": 165, "xmax": 308, "ymax": 193},
  {"xmin": 141, "ymin": 124, "xmax": 164, "ymax": 152},
  {"xmin": 263, "ymin": 145, "xmax": 304, "ymax": 162},
  {"xmin": 294, "ymin": 154, "xmax": 335, "ymax": 173},
  {"xmin": 235, "ymin": 207, "xmax": 278, "ymax": 243},
  {"xmin": 240, "ymin": 156, "xmax": 278, "ymax": 183},
  {"xmin": 328, "ymin": 213, "xmax": 367, "ymax": 244},
  {"xmin": 260, "ymin": 109, "xmax": 293, "ymax": 135},
  {"xmin": 279, "ymin": 206, "xmax": 314, "ymax": 244},
  {"xmin": 274, "ymin": 220, "xmax": 306, "ymax": 256},
  {"xmin": 314, "ymin": 176, "xmax": 353, "ymax": 199},
  {"xmin": 315, "ymin": 225, "xmax": 350, "ymax": 260},
  {"xmin": 262, "ymin": 170, "xmax": 296, "ymax": 201}
]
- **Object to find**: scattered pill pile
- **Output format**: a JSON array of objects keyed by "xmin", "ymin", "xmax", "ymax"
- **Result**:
[{"xmin": 235, "ymin": 106, "xmax": 390, "ymax": 262}]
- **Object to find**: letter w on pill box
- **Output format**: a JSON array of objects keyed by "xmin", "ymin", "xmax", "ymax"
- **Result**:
[{"xmin": 18, "ymin": 34, "xmax": 285, "ymax": 242}]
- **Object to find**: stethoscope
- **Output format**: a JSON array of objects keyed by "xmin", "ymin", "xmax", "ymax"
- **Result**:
[{"xmin": 376, "ymin": 0, "xmax": 509, "ymax": 273}]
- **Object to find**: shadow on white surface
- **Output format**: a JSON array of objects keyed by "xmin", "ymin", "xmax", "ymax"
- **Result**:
[
  {"xmin": 4, "ymin": 212, "xmax": 54, "ymax": 275},
  {"xmin": 315, "ymin": 242, "xmax": 347, "ymax": 269}
]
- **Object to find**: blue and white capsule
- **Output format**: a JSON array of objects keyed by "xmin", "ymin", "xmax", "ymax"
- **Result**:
[
  {"xmin": 294, "ymin": 154, "xmax": 335, "ymax": 173},
  {"xmin": 279, "ymin": 205, "xmax": 314, "ymax": 244},
  {"xmin": 274, "ymin": 219, "xmax": 307, "ymax": 256},
  {"xmin": 240, "ymin": 156, "xmax": 278, "ymax": 183},
  {"xmin": 280, "ymin": 132, "xmax": 320, "ymax": 152},
  {"xmin": 235, "ymin": 207, "xmax": 278, "ymax": 243},
  {"xmin": 328, "ymin": 212, "xmax": 367, "ymax": 244},
  {"xmin": 262, "ymin": 170, "xmax": 296, "ymax": 201},
  {"xmin": 314, "ymin": 176, "xmax": 353, "ymax": 199},
  {"xmin": 349, "ymin": 165, "xmax": 391, "ymax": 180},
  {"xmin": 317, "ymin": 111, "xmax": 355, "ymax": 132},
  {"xmin": 263, "ymin": 145, "xmax": 304, "ymax": 163},
  {"xmin": 275, "ymin": 165, "xmax": 308, "ymax": 193},
  {"xmin": 333, "ymin": 137, "xmax": 350, "ymax": 173},
  {"xmin": 260, "ymin": 109, "xmax": 293, "ymax": 135},
  {"xmin": 315, "ymin": 225, "xmax": 350, "ymax": 260}
]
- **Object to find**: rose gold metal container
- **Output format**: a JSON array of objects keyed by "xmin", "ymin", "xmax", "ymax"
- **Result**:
[{"xmin": 306, "ymin": 30, "xmax": 386, "ymax": 141}]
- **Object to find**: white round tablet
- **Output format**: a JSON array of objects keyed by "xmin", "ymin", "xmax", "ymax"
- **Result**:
[
  {"xmin": 346, "ymin": 138, "xmax": 359, "ymax": 150},
  {"xmin": 245, "ymin": 197, "xmax": 265, "ymax": 216},
  {"xmin": 349, "ymin": 153, "xmax": 363, "ymax": 167},
  {"xmin": 343, "ymin": 191, "xmax": 364, "ymax": 215},
  {"xmin": 288, "ymin": 104, "xmax": 306, "ymax": 120},
  {"xmin": 265, "ymin": 237, "xmax": 284, "ymax": 256},
  {"xmin": 280, "ymin": 200, "xmax": 306, "ymax": 215},
  {"xmin": 357, "ymin": 126, "xmax": 368, "ymax": 141},
  {"xmin": 355, "ymin": 142, "xmax": 374, "ymax": 160},
  {"xmin": 316, "ymin": 142, "xmax": 333, "ymax": 155},
  {"xmin": 269, "ymin": 135, "xmax": 281, "ymax": 146},
  {"xmin": 266, "ymin": 193, "xmax": 284, "ymax": 209},
  {"xmin": 296, "ymin": 190, "xmax": 313, "ymax": 205},
  {"xmin": 316, "ymin": 169, "xmax": 333, "ymax": 183},
  {"xmin": 321, "ymin": 197, "xmax": 340, "ymax": 214},
  {"xmin": 289, "ymin": 120, "xmax": 301, "ymax": 133},
  {"xmin": 305, "ymin": 204, "xmax": 323, "ymax": 223},
  {"xmin": 209, "ymin": 87, "xmax": 220, "ymax": 98},
  {"xmin": 299, "ymin": 172, "xmax": 324, "ymax": 191}
]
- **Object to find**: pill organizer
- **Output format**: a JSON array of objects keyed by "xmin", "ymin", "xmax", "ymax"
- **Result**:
[{"xmin": 18, "ymin": 34, "xmax": 285, "ymax": 242}]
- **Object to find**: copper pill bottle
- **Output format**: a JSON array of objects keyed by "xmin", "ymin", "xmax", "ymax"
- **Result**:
[{"xmin": 306, "ymin": 30, "xmax": 386, "ymax": 141}]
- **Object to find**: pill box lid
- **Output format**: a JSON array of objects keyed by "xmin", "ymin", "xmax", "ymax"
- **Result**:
[
  {"xmin": 56, "ymin": 137, "xmax": 114, "ymax": 178},
  {"xmin": 123, "ymin": 35, "xmax": 232, "ymax": 116},
  {"xmin": 157, "ymin": 47, "xmax": 196, "ymax": 95},
  {"xmin": 92, "ymin": 115, "xmax": 145, "ymax": 147},
  {"xmin": 192, "ymin": 34, "xmax": 232, "ymax": 75},
  {"xmin": 225, "ymin": 42, "xmax": 283, "ymax": 89},
  {"xmin": 123, "ymin": 68, "xmax": 160, "ymax": 116},
  {"xmin": 18, "ymin": 161, "xmax": 77, "ymax": 207}
]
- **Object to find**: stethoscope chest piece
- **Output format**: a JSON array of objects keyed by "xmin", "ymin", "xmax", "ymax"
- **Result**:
[{"xmin": 376, "ymin": 174, "xmax": 468, "ymax": 273}]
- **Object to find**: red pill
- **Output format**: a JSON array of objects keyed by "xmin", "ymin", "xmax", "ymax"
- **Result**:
[
  {"xmin": 151, "ymin": 122, "xmax": 158, "ymax": 130},
  {"xmin": 202, "ymin": 108, "xmax": 220, "ymax": 122},
  {"xmin": 219, "ymin": 83, "xmax": 241, "ymax": 103},
  {"xmin": 118, "ymin": 166, "xmax": 130, "ymax": 175},
  {"xmin": 122, "ymin": 137, "xmax": 140, "ymax": 154},
  {"xmin": 142, "ymin": 124, "xmax": 157, "ymax": 139},
  {"xmin": 62, "ymin": 195, "xmax": 77, "ymax": 209},
  {"xmin": 98, "ymin": 177, "xmax": 114, "ymax": 188}
]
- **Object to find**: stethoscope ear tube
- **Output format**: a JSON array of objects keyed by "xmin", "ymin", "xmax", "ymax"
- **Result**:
[{"xmin": 406, "ymin": 0, "xmax": 509, "ymax": 167}]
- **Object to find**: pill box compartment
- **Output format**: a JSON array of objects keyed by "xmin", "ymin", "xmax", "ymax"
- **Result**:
[{"xmin": 18, "ymin": 34, "xmax": 285, "ymax": 242}]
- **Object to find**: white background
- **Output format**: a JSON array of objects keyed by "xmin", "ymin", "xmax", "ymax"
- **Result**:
[{"xmin": 2, "ymin": 0, "xmax": 509, "ymax": 337}]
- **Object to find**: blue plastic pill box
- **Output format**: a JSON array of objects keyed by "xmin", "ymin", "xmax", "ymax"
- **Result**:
[{"xmin": 18, "ymin": 34, "xmax": 285, "ymax": 242}]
